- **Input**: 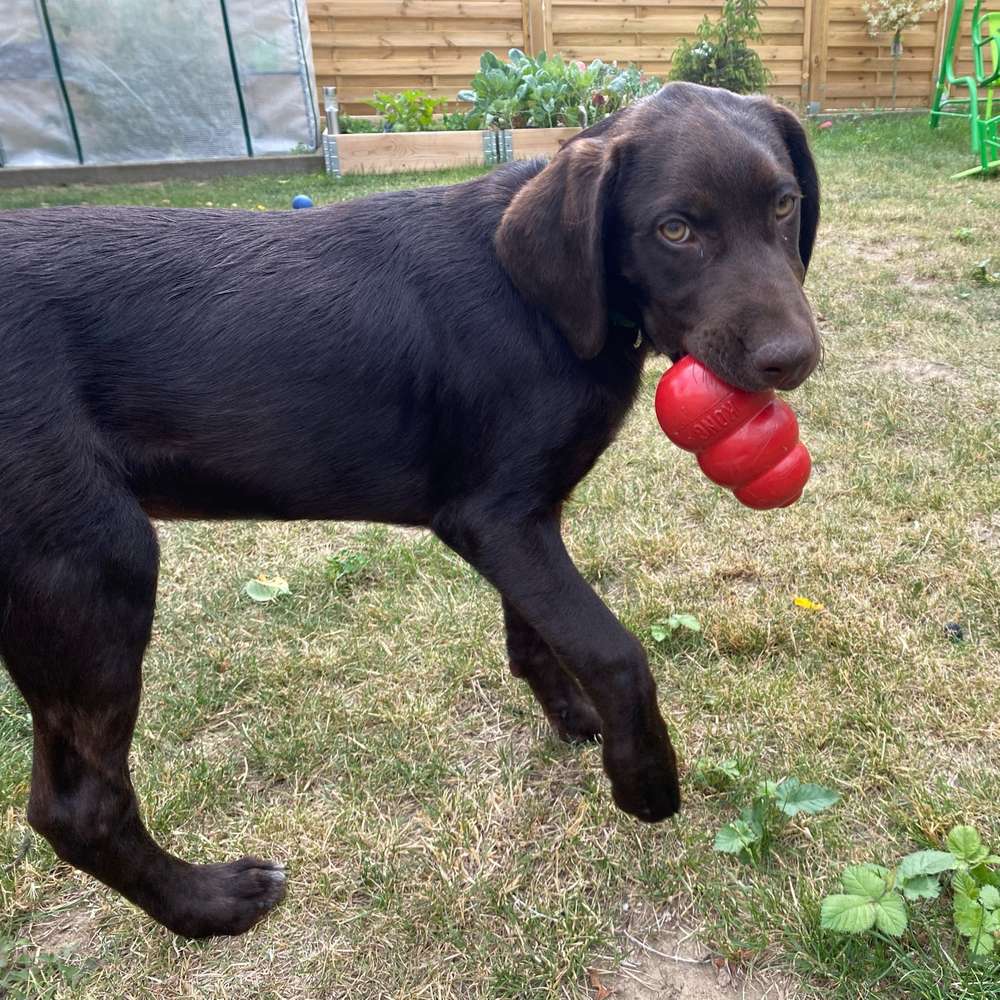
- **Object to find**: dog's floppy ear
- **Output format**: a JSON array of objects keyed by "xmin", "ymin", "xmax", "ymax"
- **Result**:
[
  {"xmin": 767, "ymin": 104, "xmax": 820, "ymax": 275},
  {"xmin": 495, "ymin": 138, "xmax": 620, "ymax": 360}
]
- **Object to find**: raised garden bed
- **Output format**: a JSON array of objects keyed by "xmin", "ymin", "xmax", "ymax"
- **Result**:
[{"xmin": 322, "ymin": 126, "xmax": 581, "ymax": 177}]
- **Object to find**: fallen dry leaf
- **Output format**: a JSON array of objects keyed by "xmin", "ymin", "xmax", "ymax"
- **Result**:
[{"xmin": 588, "ymin": 968, "xmax": 613, "ymax": 999}]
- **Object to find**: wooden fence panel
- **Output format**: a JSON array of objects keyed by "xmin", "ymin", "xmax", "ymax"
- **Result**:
[
  {"xmin": 548, "ymin": 0, "xmax": 807, "ymax": 101},
  {"xmin": 310, "ymin": 0, "xmax": 528, "ymax": 115},
  {"xmin": 306, "ymin": 0, "xmax": 968, "ymax": 115}
]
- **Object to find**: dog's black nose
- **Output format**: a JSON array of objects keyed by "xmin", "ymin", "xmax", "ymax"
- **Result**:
[{"xmin": 751, "ymin": 337, "xmax": 817, "ymax": 390}]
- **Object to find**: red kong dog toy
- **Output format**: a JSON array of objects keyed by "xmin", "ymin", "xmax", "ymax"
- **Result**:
[{"xmin": 654, "ymin": 356, "xmax": 811, "ymax": 510}]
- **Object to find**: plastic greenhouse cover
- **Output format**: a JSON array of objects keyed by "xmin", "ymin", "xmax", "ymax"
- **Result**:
[
  {"xmin": 0, "ymin": 0, "xmax": 78, "ymax": 165},
  {"xmin": 0, "ymin": 0, "xmax": 317, "ymax": 168},
  {"xmin": 228, "ymin": 0, "xmax": 317, "ymax": 156}
]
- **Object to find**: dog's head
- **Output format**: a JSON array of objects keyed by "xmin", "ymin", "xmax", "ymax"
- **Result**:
[{"xmin": 495, "ymin": 82, "xmax": 821, "ymax": 392}]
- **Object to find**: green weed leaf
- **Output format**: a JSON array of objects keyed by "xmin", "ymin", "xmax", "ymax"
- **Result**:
[
  {"xmin": 873, "ymin": 893, "xmax": 909, "ymax": 936},
  {"xmin": 954, "ymin": 870, "xmax": 979, "ymax": 896},
  {"xmin": 981, "ymin": 885, "xmax": 1000, "ymax": 910},
  {"xmin": 897, "ymin": 849, "xmax": 958, "ymax": 898},
  {"xmin": 326, "ymin": 550, "xmax": 371, "ymax": 588},
  {"xmin": 953, "ymin": 889, "xmax": 1000, "ymax": 953},
  {"xmin": 244, "ymin": 576, "xmax": 290, "ymax": 602},
  {"xmin": 901, "ymin": 874, "xmax": 943, "ymax": 901},
  {"xmin": 899, "ymin": 849, "xmax": 959, "ymax": 880},
  {"xmin": 756, "ymin": 779, "xmax": 779, "ymax": 799},
  {"xmin": 972, "ymin": 863, "xmax": 1000, "ymax": 889},
  {"xmin": 821, "ymin": 894, "xmax": 879, "ymax": 934},
  {"xmin": 822, "ymin": 866, "xmax": 908, "ymax": 937},
  {"xmin": 842, "ymin": 864, "xmax": 891, "ymax": 899},
  {"xmin": 670, "ymin": 613, "xmax": 702, "ymax": 632},
  {"xmin": 650, "ymin": 613, "xmax": 701, "ymax": 642},
  {"xmin": 948, "ymin": 825, "xmax": 990, "ymax": 865},
  {"xmin": 774, "ymin": 778, "xmax": 840, "ymax": 816},
  {"xmin": 714, "ymin": 820, "xmax": 760, "ymax": 855},
  {"xmin": 692, "ymin": 757, "xmax": 742, "ymax": 790},
  {"xmin": 739, "ymin": 800, "xmax": 768, "ymax": 834}
]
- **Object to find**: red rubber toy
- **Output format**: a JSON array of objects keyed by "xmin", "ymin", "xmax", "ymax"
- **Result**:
[{"xmin": 654, "ymin": 356, "xmax": 811, "ymax": 510}]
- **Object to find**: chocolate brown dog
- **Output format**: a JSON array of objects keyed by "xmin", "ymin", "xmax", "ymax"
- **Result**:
[{"xmin": 0, "ymin": 83, "xmax": 820, "ymax": 937}]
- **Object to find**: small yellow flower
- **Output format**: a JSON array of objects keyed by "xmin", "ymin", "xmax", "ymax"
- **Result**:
[{"xmin": 793, "ymin": 596, "xmax": 825, "ymax": 612}]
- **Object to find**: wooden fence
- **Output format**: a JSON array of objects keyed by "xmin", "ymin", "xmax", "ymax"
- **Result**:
[{"xmin": 308, "ymin": 0, "xmax": 970, "ymax": 115}]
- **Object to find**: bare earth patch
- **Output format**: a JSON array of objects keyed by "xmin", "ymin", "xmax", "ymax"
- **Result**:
[
  {"xmin": 971, "ymin": 513, "xmax": 1000, "ymax": 550},
  {"xmin": 896, "ymin": 272, "xmax": 942, "ymax": 291},
  {"xmin": 608, "ymin": 928, "xmax": 796, "ymax": 1000},
  {"xmin": 28, "ymin": 901, "xmax": 100, "ymax": 952},
  {"xmin": 840, "ymin": 237, "xmax": 917, "ymax": 264},
  {"xmin": 876, "ymin": 357, "xmax": 964, "ymax": 385}
]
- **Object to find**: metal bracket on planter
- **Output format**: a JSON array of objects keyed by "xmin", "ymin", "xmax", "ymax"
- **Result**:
[
  {"xmin": 322, "ymin": 85, "xmax": 342, "ymax": 178},
  {"xmin": 483, "ymin": 130, "xmax": 514, "ymax": 166},
  {"xmin": 322, "ymin": 131, "xmax": 341, "ymax": 177},
  {"xmin": 482, "ymin": 130, "xmax": 498, "ymax": 166},
  {"xmin": 498, "ymin": 129, "xmax": 513, "ymax": 163}
]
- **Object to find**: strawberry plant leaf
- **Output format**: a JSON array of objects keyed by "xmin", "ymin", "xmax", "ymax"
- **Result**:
[
  {"xmin": 948, "ymin": 825, "xmax": 989, "ymax": 865},
  {"xmin": 968, "ymin": 931, "xmax": 998, "ymax": 957},
  {"xmin": 953, "ymin": 892, "xmax": 999, "ymax": 954},
  {"xmin": 954, "ymin": 891, "xmax": 984, "ymax": 937},
  {"xmin": 954, "ymin": 870, "xmax": 979, "ymax": 896},
  {"xmin": 873, "ymin": 893, "xmax": 908, "ymax": 937},
  {"xmin": 981, "ymin": 885, "xmax": 1000, "ymax": 910},
  {"xmin": 714, "ymin": 820, "xmax": 760, "ymax": 855},
  {"xmin": 692, "ymin": 758, "xmax": 742, "ymax": 790},
  {"xmin": 821, "ymin": 894, "xmax": 878, "ymax": 934},
  {"xmin": 739, "ymin": 800, "xmax": 768, "ymax": 834},
  {"xmin": 842, "ymin": 864, "xmax": 891, "ymax": 899},
  {"xmin": 756, "ymin": 780, "xmax": 779, "ymax": 799},
  {"xmin": 901, "ymin": 874, "xmax": 942, "ymax": 901},
  {"xmin": 972, "ymin": 864, "xmax": 1000, "ymax": 889},
  {"xmin": 899, "ymin": 849, "xmax": 959, "ymax": 879},
  {"xmin": 774, "ymin": 778, "xmax": 840, "ymax": 816}
]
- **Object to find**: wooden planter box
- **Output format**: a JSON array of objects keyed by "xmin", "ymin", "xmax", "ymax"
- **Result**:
[{"xmin": 323, "ymin": 126, "xmax": 581, "ymax": 177}]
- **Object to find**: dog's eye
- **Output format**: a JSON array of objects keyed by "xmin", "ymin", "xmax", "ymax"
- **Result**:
[
  {"xmin": 659, "ymin": 220, "xmax": 691, "ymax": 243},
  {"xmin": 775, "ymin": 194, "xmax": 797, "ymax": 219}
]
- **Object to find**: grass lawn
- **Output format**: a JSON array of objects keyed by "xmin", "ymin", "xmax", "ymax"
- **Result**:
[{"xmin": 0, "ymin": 116, "xmax": 997, "ymax": 1000}]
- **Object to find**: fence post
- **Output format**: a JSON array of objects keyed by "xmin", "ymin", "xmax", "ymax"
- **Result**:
[
  {"xmin": 522, "ymin": 0, "xmax": 553, "ymax": 56},
  {"xmin": 805, "ymin": 0, "xmax": 830, "ymax": 111},
  {"xmin": 928, "ymin": 3, "xmax": 949, "ymax": 105}
]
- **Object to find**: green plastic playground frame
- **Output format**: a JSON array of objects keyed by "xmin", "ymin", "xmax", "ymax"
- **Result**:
[{"xmin": 930, "ymin": 0, "xmax": 1000, "ymax": 177}]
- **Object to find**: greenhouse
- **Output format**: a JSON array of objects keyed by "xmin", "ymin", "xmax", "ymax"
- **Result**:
[{"xmin": 0, "ymin": 0, "xmax": 317, "ymax": 168}]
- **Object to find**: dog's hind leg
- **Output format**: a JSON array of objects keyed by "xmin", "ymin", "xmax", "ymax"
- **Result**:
[
  {"xmin": 0, "ymin": 492, "xmax": 285, "ymax": 937},
  {"xmin": 503, "ymin": 599, "xmax": 601, "ymax": 742}
]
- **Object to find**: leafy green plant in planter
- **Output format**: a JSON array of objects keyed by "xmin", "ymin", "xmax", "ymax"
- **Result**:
[
  {"xmin": 338, "ymin": 115, "xmax": 379, "ymax": 134},
  {"xmin": 669, "ymin": 0, "xmax": 772, "ymax": 94},
  {"xmin": 370, "ymin": 90, "xmax": 446, "ymax": 132},
  {"xmin": 821, "ymin": 824, "xmax": 1000, "ymax": 957},
  {"xmin": 458, "ymin": 49, "xmax": 662, "ymax": 130}
]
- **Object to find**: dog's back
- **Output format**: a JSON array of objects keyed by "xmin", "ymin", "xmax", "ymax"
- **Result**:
[{"xmin": 0, "ymin": 178, "xmax": 545, "ymax": 523}]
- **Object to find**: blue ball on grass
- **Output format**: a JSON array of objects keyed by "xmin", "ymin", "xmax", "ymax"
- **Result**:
[{"xmin": 291, "ymin": 194, "xmax": 314, "ymax": 209}]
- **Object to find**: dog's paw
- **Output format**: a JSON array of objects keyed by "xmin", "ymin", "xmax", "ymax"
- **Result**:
[
  {"xmin": 161, "ymin": 856, "xmax": 287, "ymax": 938},
  {"xmin": 547, "ymin": 700, "xmax": 602, "ymax": 743},
  {"xmin": 603, "ymin": 733, "xmax": 681, "ymax": 822}
]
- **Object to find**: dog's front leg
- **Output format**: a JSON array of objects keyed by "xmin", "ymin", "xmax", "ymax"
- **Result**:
[
  {"xmin": 434, "ymin": 506, "xmax": 680, "ymax": 821},
  {"xmin": 503, "ymin": 597, "xmax": 602, "ymax": 743}
]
